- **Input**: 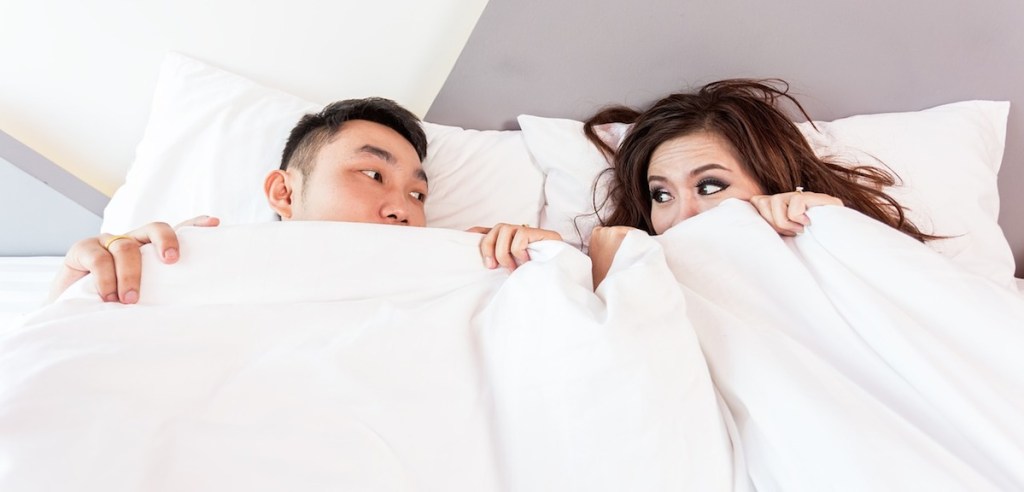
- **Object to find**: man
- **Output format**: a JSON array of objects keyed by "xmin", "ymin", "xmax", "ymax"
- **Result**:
[{"xmin": 51, "ymin": 98, "xmax": 560, "ymax": 303}]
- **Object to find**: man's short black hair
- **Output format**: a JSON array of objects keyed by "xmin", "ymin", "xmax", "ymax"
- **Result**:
[{"xmin": 280, "ymin": 97, "xmax": 427, "ymax": 176}]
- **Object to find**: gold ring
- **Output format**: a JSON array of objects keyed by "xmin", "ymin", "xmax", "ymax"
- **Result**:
[
  {"xmin": 103, "ymin": 235, "xmax": 132, "ymax": 250},
  {"xmin": 521, "ymin": 224, "xmax": 530, "ymax": 228}
]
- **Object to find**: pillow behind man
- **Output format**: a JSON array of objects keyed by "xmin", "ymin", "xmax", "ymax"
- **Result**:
[{"xmin": 102, "ymin": 52, "xmax": 544, "ymax": 234}]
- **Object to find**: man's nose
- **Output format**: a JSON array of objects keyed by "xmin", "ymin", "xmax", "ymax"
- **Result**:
[{"xmin": 381, "ymin": 190, "xmax": 410, "ymax": 225}]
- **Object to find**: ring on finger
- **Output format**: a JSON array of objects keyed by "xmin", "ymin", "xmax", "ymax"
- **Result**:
[{"xmin": 103, "ymin": 235, "xmax": 133, "ymax": 250}]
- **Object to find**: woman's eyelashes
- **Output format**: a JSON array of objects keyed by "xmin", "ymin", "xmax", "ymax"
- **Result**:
[
  {"xmin": 696, "ymin": 177, "xmax": 728, "ymax": 195},
  {"xmin": 650, "ymin": 178, "xmax": 729, "ymax": 203},
  {"xmin": 650, "ymin": 188, "xmax": 673, "ymax": 204}
]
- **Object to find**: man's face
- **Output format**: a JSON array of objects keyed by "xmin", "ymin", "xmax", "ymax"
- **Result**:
[{"xmin": 289, "ymin": 120, "xmax": 428, "ymax": 226}]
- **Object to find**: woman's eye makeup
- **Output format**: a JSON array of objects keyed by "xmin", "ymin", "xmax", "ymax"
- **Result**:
[
  {"xmin": 361, "ymin": 170, "xmax": 382, "ymax": 182},
  {"xmin": 696, "ymin": 178, "xmax": 728, "ymax": 195},
  {"xmin": 650, "ymin": 188, "xmax": 673, "ymax": 203}
]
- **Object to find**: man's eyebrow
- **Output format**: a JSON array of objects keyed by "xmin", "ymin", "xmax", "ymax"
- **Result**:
[
  {"xmin": 357, "ymin": 144, "xmax": 428, "ymax": 184},
  {"xmin": 357, "ymin": 144, "xmax": 396, "ymax": 164}
]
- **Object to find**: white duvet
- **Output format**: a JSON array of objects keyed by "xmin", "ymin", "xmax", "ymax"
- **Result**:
[
  {"xmin": 0, "ymin": 222, "xmax": 733, "ymax": 492},
  {"xmin": 1, "ymin": 201, "xmax": 1021, "ymax": 491}
]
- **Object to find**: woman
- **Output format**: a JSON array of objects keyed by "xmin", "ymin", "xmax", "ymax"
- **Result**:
[{"xmin": 583, "ymin": 79, "xmax": 935, "ymax": 286}]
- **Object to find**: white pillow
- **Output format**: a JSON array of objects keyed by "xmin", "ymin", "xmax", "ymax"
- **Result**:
[
  {"xmin": 518, "ymin": 100, "xmax": 1016, "ymax": 289},
  {"xmin": 102, "ymin": 52, "xmax": 543, "ymax": 233}
]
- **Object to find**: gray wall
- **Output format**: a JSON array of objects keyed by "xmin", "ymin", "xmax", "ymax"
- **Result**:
[
  {"xmin": 427, "ymin": 0, "xmax": 1024, "ymax": 278},
  {"xmin": 0, "ymin": 131, "xmax": 105, "ymax": 256}
]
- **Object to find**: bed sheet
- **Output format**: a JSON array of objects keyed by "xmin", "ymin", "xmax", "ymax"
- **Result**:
[{"xmin": 0, "ymin": 256, "xmax": 62, "ymax": 330}]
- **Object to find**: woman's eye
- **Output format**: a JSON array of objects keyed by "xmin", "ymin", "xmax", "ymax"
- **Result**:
[
  {"xmin": 697, "ymin": 179, "xmax": 728, "ymax": 196},
  {"xmin": 650, "ymin": 189, "xmax": 673, "ymax": 203},
  {"xmin": 410, "ymin": 191, "xmax": 425, "ymax": 202},
  {"xmin": 361, "ymin": 170, "xmax": 382, "ymax": 182}
]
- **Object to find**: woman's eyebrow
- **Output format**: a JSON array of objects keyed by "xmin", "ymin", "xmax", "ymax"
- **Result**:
[{"xmin": 689, "ymin": 163, "xmax": 729, "ymax": 176}]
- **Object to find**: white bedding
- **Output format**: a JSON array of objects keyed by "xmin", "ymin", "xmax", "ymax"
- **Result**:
[
  {"xmin": 655, "ymin": 201, "xmax": 1024, "ymax": 491},
  {"xmin": 1, "ymin": 207, "xmax": 1022, "ymax": 491},
  {"xmin": 0, "ymin": 256, "xmax": 62, "ymax": 330},
  {"xmin": 0, "ymin": 223, "xmax": 734, "ymax": 492}
]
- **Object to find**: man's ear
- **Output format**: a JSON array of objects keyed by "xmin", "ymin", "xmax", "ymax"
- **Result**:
[{"xmin": 265, "ymin": 169, "xmax": 297, "ymax": 219}]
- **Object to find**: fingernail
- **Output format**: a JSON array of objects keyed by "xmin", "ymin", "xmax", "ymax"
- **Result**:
[
  {"xmin": 164, "ymin": 248, "xmax": 178, "ymax": 261},
  {"xmin": 104, "ymin": 293, "xmax": 118, "ymax": 302},
  {"xmin": 484, "ymin": 256, "xmax": 496, "ymax": 269},
  {"xmin": 123, "ymin": 290, "xmax": 138, "ymax": 304}
]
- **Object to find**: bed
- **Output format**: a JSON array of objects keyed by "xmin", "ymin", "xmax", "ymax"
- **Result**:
[{"xmin": 3, "ymin": 2, "xmax": 1024, "ymax": 491}]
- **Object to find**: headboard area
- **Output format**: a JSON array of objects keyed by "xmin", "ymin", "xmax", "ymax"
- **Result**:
[{"xmin": 426, "ymin": 0, "xmax": 1024, "ymax": 278}]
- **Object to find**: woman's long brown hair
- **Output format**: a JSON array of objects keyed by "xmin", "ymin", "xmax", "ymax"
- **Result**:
[{"xmin": 583, "ymin": 79, "xmax": 936, "ymax": 242}]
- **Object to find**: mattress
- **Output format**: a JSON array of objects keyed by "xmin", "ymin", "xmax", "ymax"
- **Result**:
[{"xmin": 0, "ymin": 256, "xmax": 63, "ymax": 329}]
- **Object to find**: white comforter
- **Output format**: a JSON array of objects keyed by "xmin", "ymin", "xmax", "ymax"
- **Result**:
[
  {"xmin": 0, "ymin": 222, "xmax": 733, "ymax": 492},
  {"xmin": 1, "ymin": 202, "xmax": 1021, "ymax": 491},
  {"xmin": 653, "ymin": 200, "xmax": 1024, "ymax": 491}
]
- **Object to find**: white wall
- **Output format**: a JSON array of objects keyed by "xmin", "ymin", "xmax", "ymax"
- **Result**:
[{"xmin": 0, "ymin": 0, "xmax": 488, "ymax": 196}]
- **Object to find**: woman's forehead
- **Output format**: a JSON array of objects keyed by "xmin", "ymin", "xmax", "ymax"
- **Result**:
[{"xmin": 649, "ymin": 133, "xmax": 736, "ymax": 171}]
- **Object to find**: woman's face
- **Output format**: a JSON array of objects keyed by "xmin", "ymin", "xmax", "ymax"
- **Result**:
[{"xmin": 647, "ymin": 131, "xmax": 765, "ymax": 234}]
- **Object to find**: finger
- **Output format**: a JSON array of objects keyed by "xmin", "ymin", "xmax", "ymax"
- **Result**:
[
  {"xmin": 479, "ymin": 226, "xmax": 500, "ymax": 269},
  {"xmin": 493, "ymin": 226, "xmax": 518, "ymax": 271},
  {"xmin": 128, "ymin": 222, "xmax": 180, "ymax": 263},
  {"xmin": 105, "ymin": 234, "xmax": 143, "ymax": 304},
  {"xmin": 510, "ymin": 229, "xmax": 532, "ymax": 265},
  {"xmin": 175, "ymin": 215, "xmax": 220, "ymax": 229},
  {"xmin": 769, "ymin": 194, "xmax": 804, "ymax": 236},
  {"xmin": 48, "ymin": 264, "xmax": 91, "ymax": 303},
  {"xmin": 805, "ymin": 192, "xmax": 844, "ymax": 208},
  {"xmin": 73, "ymin": 238, "xmax": 120, "ymax": 302},
  {"xmin": 466, "ymin": 226, "xmax": 492, "ymax": 234},
  {"xmin": 787, "ymin": 194, "xmax": 811, "ymax": 225}
]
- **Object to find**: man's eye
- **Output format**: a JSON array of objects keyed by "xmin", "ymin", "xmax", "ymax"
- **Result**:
[
  {"xmin": 410, "ymin": 191, "xmax": 425, "ymax": 202},
  {"xmin": 650, "ymin": 189, "xmax": 673, "ymax": 203},
  {"xmin": 361, "ymin": 170, "xmax": 382, "ymax": 182},
  {"xmin": 697, "ymin": 179, "xmax": 728, "ymax": 196}
]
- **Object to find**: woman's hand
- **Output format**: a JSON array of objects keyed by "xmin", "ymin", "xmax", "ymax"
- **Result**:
[
  {"xmin": 468, "ymin": 223, "xmax": 562, "ymax": 271},
  {"xmin": 749, "ymin": 191, "xmax": 843, "ymax": 236},
  {"xmin": 48, "ymin": 215, "xmax": 220, "ymax": 304},
  {"xmin": 589, "ymin": 225, "xmax": 635, "ymax": 289}
]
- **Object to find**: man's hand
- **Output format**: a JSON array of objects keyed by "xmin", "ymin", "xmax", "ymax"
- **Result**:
[
  {"xmin": 48, "ymin": 215, "xmax": 220, "ymax": 303},
  {"xmin": 469, "ymin": 223, "xmax": 563, "ymax": 272}
]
